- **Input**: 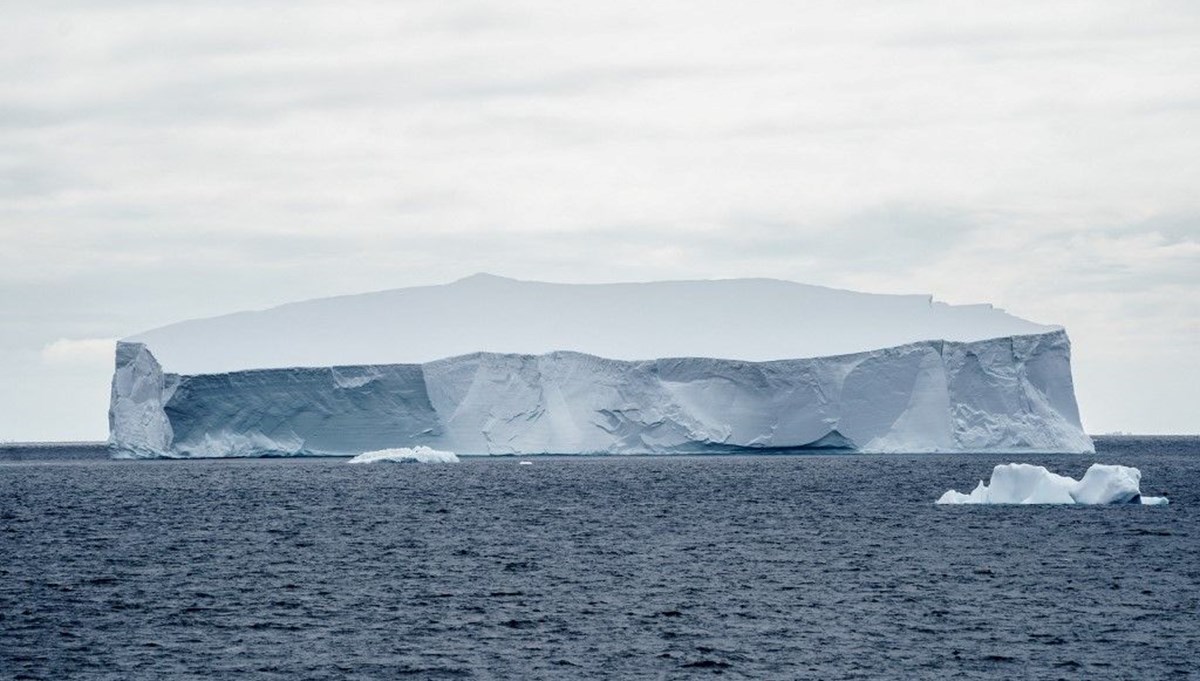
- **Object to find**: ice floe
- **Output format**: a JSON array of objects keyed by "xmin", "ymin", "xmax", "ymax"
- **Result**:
[
  {"xmin": 937, "ymin": 463, "xmax": 1168, "ymax": 505},
  {"xmin": 347, "ymin": 447, "xmax": 459, "ymax": 464}
]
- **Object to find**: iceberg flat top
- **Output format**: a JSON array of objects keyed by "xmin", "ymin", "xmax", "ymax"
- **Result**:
[{"xmin": 126, "ymin": 274, "xmax": 1056, "ymax": 373}]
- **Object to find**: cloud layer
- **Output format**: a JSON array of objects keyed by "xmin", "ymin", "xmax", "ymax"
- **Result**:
[
  {"xmin": 40, "ymin": 338, "xmax": 117, "ymax": 366},
  {"xmin": 1, "ymin": 0, "xmax": 1197, "ymax": 439}
]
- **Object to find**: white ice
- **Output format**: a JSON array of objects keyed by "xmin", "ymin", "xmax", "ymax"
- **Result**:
[
  {"xmin": 936, "ymin": 463, "xmax": 1168, "ymax": 505},
  {"xmin": 108, "ymin": 275, "xmax": 1092, "ymax": 458},
  {"xmin": 346, "ymin": 446, "xmax": 459, "ymax": 464},
  {"xmin": 109, "ymin": 331, "xmax": 1093, "ymax": 457}
]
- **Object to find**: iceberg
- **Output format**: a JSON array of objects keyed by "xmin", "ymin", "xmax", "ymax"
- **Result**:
[
  {"xmin": 937, "ymin": 463, "xmax": 1169, "ymax": 505},
  {"xmin": 347, "ymin": 447, "xmax": 459, "ymax": 464},
  {"xmin": 107, "ymin": 275, "xmax": 1094, "ymax": 457}
]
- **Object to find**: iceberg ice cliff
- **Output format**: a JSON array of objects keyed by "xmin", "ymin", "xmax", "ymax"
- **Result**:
[
  {"xmin": 109, "ymin": 275, "xmax": 1093, "ymax": 457},
  {"xmin": 937, "ymin": 463, "xmax": 1168, "ymax": 505}
]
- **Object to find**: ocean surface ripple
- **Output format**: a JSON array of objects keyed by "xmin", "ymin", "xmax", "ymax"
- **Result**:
[{"xmin": 2, "ymin": 437, "xmax": 1197, "ymax": 679}]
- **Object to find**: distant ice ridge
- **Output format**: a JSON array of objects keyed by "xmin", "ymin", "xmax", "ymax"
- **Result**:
[
  {"xmin": 937, "ymin": 463, "xmax": 1168, "ymax": 505},
  {"xmin": 347, "ymin": 447, "xmax": 458, "ymax": 464},
  {"xmin": 109, "ymin": 329, "xmax": 1093, "ymax": 457},
  {"xmin": 124, "ymin": 274, "xmax": 1057, "ymax": 374}
]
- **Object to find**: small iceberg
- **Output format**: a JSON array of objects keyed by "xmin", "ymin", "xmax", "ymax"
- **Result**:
[
  {"xmin": 347, "ymin": 446, "xmax": 459, "ymax": 464},
  {"xmin": 937, "ymin": 463, "xmax": 1168, "ymax": 505}
]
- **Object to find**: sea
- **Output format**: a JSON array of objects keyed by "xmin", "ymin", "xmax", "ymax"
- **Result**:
[{"xmin": 1, "ymin": 436, "xmax": 1197, "ymax": 680}]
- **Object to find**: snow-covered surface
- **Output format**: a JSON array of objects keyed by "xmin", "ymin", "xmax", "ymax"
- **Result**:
[
  {"xmin": 125, "ymin": 274, "xmax": 1056, "ymax": 374},
  {"xmin": 347, "ymin": 447, "xmax": 459, "ymax": 464},
  {"xmin": 937, "ymin": 463, "xmax": 1168, "ymax": 505},
  {"xmin": 109, "ymin": 330, "xmax": 1093, "ymax": 457}
]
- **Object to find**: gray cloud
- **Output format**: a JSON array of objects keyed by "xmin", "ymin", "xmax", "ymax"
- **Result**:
[{"xmin": 1, "ymin": 0, "xmax": 1198, "ymax": 438}]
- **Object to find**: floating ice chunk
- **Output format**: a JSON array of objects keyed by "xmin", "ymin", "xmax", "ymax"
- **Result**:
[
  {"xmin": 347, "ymin": 446, "xmax": 459, "ymax": 464},
  {"xmin": 937, "ymin": 463, "xmax": 1168, "ymax": 505},
  {"xmin": 1073, "ymin": 464, "xmax": 1142, "ymax": 504}
]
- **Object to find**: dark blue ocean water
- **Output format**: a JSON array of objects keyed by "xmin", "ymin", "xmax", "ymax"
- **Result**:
[{"xmin": 2, "ymin": 437, "xmax": 1197, "ymax": 680}]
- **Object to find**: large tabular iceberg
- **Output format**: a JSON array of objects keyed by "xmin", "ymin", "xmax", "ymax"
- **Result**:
[
  {"xmin": 108, "ymin": 275, "xmax": 1094, "ymax": 458},
  {"xmin": 937, "ymin": 463, "xmax": 1168, "ymax": 505}
]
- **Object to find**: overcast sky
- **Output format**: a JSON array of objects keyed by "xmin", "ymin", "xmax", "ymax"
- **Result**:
[{"xmin": 2, "ymin": 0, "xmax": 1198, "ymax": 440}]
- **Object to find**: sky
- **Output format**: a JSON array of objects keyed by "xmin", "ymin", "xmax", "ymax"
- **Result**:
[{"xmin": 1, "ymin": 0, "xmax": 1198, "ymax": 440}]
